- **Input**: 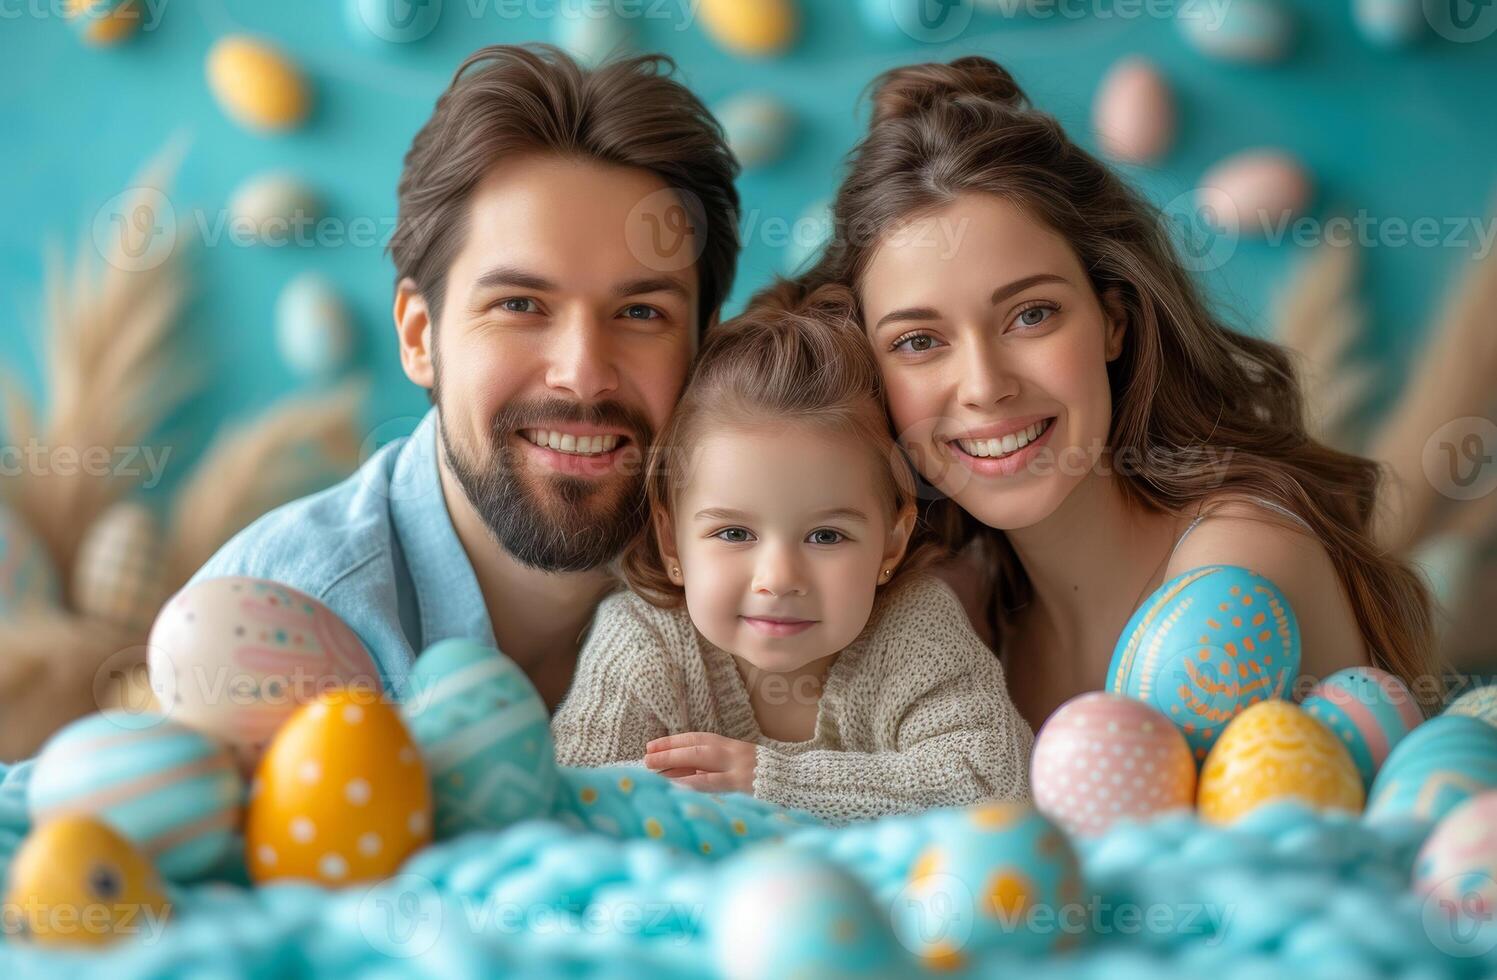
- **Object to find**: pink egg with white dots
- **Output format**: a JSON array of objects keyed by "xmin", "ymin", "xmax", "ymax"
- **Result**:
[{"xmin": 1031, "ymin": 692, "xmax": 1196, "ymax": 838}]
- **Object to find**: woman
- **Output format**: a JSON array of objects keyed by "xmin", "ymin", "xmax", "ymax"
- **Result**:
[{"xmin": 776, "ymin": 56, "xmax": 1439, "ymax": 731}]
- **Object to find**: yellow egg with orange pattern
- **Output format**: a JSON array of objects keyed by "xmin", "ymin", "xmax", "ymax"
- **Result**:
[
  {"xmin": 1197, "ymin": 700, "xmax": 1364, "ymax": 824},
  {"xmin": 4, "ymin": 814, "xmax": 171, "ymax": 947},
  {"xmin": 245, "ymin": 687, "xmax": 432, "ymax": 886}
]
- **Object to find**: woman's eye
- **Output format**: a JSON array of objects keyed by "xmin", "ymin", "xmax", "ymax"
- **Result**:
[
  {"xmin": 808, "ymin": 528, "xmax": 845, "ymax": 545},
  {"xmin": 713, "ymin": 527, "xmax": 753, "ymax": 543},
  {"xmin": 499, "ymin": 297, "xmax": 539, "ymax": 314},
  {"xmin": 1014, "ymin": 304, "xmax": 1057, "ymax": 329},
  {"xmin": 891, "ymin": 332, "xmax": 944, "ymax": 354},
  {"xmin": 620, "ymin": 304, "xmax": 662, "ymax": 321}
]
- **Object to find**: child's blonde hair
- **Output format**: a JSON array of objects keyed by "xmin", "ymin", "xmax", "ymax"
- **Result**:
[{"xmin": 621, "ymin": 282, "xmax": 940, "ymax": 607}]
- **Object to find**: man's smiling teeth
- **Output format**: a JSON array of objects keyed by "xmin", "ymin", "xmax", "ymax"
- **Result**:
[
  {"xmin": 954, "ymin": 419, "xmax": 1052, "ymax": 459},
  {"xmin": 521, "ymin": 429, "xmax": 621, "ymax": 456}
]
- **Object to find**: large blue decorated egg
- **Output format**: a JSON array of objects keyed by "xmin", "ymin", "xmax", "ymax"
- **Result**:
[{"xmin": 1109, "ymin": 565, "xmax": 1301, "ymax": 763}]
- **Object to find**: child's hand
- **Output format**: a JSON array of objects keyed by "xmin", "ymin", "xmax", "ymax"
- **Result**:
[{"xmin": 643, "ymin": 732, "xmax": 757, "ymax": 794}]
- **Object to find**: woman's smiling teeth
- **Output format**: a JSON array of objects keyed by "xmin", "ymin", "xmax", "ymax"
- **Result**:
[
  {"xmin": 521, "ymin": 429, "xmax": 622, "ymax": 456},
  {"xmin": 953, "ymin": 418, "xmax": 1052, "ymax": 459}
]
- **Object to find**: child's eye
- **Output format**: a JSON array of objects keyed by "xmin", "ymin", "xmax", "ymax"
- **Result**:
[
  {"xmin": 890, "ymin": 331, "xmax": 945, "ymax": 354},
  {"xmin": 713, "ymin": 527, "xmax": 754, "ymax": 543},
  {"xmin": 807, "ymin": 528, "xmax": 845, "ymax": 545}
]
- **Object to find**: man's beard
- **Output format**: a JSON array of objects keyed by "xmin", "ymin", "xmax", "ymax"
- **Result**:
[{"xmin": 437, "ymin": 393, "xmax": 653, "ymax": 574}]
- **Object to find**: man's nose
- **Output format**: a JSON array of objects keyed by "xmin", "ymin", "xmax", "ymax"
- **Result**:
[{"xmin": 545, "ymin": 312, "xmax": 620, "ymax": 402}]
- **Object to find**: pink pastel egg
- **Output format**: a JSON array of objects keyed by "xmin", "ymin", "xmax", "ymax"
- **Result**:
[
  {"xmin": 1197, "ymin": 149, "xmax": 1312, "ymax": 239},
  {"xmin": 147, "ymin": 576, "xmax": 381, "ymax": 774},
  {"xmin": 1412, "ymin": 791, "xmax": 1497, "ymax": 921},
  {"xmin": 1094, "ymin": 58, "xmax": 1175, "ymax": 165},
  {"xmin": 1032, "ymin": 691, "xmax": 1196, "ymax": 838}
]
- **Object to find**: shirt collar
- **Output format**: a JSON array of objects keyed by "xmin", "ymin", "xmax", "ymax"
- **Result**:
[{"xmin": 388, "ymin": 406, "xmax": 496, "ymax": 657}]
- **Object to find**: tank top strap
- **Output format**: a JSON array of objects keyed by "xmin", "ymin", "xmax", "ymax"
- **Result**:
[{"xmin": 1167, "ymin": 495, "xmax": 1313, "ymax": 565}]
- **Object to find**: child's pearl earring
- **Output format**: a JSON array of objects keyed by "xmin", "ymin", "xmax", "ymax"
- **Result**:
[
  {"xmin": 881, "ymin": 568, "xmax": 891, "ymax": 579},
  {"xmin": 671, "ymin": 566, "xmax": 681, "ymax": 579}
]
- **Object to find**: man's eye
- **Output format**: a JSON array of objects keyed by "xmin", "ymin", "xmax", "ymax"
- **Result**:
[
  {"xmin": 713, "ymin": 527, "xmax": 753, "ymax": 543},
  {"xmin": 499, "ymin": 298, "xmax": 538, "ymax": 314},
  {"xmin": 621, "ymin": 304, "xmax": 662, "ymax": 320},
  {"xmin": 808, "ymin": 529, "xmax": 844, "ymax": 545}
]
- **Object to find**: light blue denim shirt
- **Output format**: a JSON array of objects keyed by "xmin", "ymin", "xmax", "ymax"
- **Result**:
[{"xmin": 187, "ymin": 406, "xmax": 496, "ymax": 701}]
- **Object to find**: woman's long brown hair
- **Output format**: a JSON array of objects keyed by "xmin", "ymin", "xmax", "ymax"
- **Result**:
[{"xmin": 764, "ymin": 56, "xmax": 1441, "ymax": 709}]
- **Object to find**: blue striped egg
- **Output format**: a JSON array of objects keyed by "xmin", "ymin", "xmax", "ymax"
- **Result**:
[
  {"xmin": 28, "ymin": 711, "xmax": 243, "ymax": 881},
  {"xmin": 346, "ymin": 0, "xmax": 441, "ymax": 45},
  {"xmin": 275, "ymin": 273, "xmax": 354, "ymax": 379},
  {"xmin": 1302, "ymin": 666, "xmax": 1424, "ymax": 790},
  {"xmin": 1446, "ymin": 684, "xmax": 1497, "ymax": 729},
  {"xmin": 1353, "ymin": 0, "xmax": 1425, "ymax": 47},
  {"xmin": 895, "ymin": 802, "xmax": 1086, "ymax": 965},
  {"xmin": 554, "ymin": 4, "xmax": 632, "ymax": 66},
  {"xmin": 1178, "ymin": 0, "xmax": 1295, "ymax": 63},
  {"xmin": 716, "ymin": 93, "xmax": 793, "ymax": 170},
  {"xmin": 1109, "ymin": 565, "xmax": 1301, "ymax": 764},
  {"xmin": 401, "ymin": 639, "xmax": 558, "ymax": 838},
  {"xmin": 1366, "ymin": 715, "xmax": 1497, "ymax": 825},
  {"xmin": 0, "ymin": 501, "xmax": 61, "ymax": 616}
]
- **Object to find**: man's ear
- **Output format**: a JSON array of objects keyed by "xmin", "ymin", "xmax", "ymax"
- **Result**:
[
  {"xmin": 1101, "ymin": 287, "xmax": 1128, "ymax": 363},
  {"xmin": 879, "ymin": 503, "xmax": 918, "ymax": 585},
  {"xmin": 395, "ymin": 277, "xmax": 435, "ymax": 390}
]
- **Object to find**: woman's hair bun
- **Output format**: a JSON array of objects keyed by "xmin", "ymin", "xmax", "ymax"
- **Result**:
[{"xmin": 869, "ymin": 56, "xmax": 1028, "ymax": 127}]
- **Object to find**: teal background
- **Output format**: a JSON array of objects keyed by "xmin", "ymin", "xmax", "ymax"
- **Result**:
[{"xmin": 1, "ymin": 0, "xmax": 1494, "ymax": 501}]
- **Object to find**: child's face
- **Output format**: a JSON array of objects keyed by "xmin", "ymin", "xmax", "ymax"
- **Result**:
[{"xmin": 663, "ymin": 424, "xmax": 912, "ymax": 673}]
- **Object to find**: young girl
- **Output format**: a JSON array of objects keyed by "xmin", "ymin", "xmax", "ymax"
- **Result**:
[{"xmin": 550, "ymin": 286, "xmax": 1034, "ymax": 824}]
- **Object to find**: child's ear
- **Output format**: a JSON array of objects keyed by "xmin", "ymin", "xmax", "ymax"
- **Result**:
[
  {"xmin": 653, "ymin": 510, "xmax": 683, "ymax": 585},
  {"xmin": 878, "ymin": 504, "xmax": 918, "ymax": 586}
]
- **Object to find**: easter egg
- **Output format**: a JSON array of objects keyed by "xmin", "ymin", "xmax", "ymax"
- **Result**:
[
  {"xmin": 1093, "ymin": 58, "xmax": 1175, "ymax": 165},
  {"xmin": 147, "ymin": 576, "xmax": 381, "ymax": 774},
  {"xmin": 554, "ymin": 4, "xmax": 632, "ymax": 66},
  {"xmin": 716, "ymin": 94, "xmax": 794, "ymax": 170},
  {"xmin": 246, "ymin": 687, "xmax": 432, "ymax": 885},
  {"xmin": 784, "ymin": 199, "xmax": 833, "ymax": 274},
  {"xmin": 1301, "ymin": 666, "xmax": 1424, "ymax": 790},
  {"xmin": 401, "ymin": 638, "xmax": 558, "ymax": 838},
  {"xmin": 1197, "ymin": 700, "xmax": 1364, "ymax": 825},
  {"xmin": 1354, "ymin": 0, "xmax": 1425, "ymax": 47},
  {"xmin": 4, "ymin": 815, "xmax": 171, "ymax": 947},
  {"xmin": 1031, "ymin": 692, "xmax": 1196, "ymax": 837},
  {"xmin": 29, "ymin": 711, "xmax": 243, "ymax": 881},
  {"xmin": 896, "ymin": 802, "xmax": 1086, "ymax": 965},
  {"xmin": 1412, "ymin": 791, "xmax": 1497, "ymax": 920},
  {"xmin": 275, "ymin": 273, "xmax": 355, "ymax": 379},
  {"xmin": 858, "ymin": 0, "xmax": 974, "ymax": 43},
  {"xmin": 228, "ymin": 171, "xmax": 321, "ymax": 246},
  {"xmin": 698, "ymin": 0, "xmax": 798, "ymax": 57},
  {"xmin": 1178, "ymin": 0, "xmax": 1295, "ymax": 63},
  {"xmin": 65, "ymin": 0, "xmax": 140, "ymax": 46},
  {"xmin": 711, "ymin": 848, "xmax": 907, "ymax": 980},
  {"xmin": 1108, "ymin": 565, "xmax": 1301, "ymax": 763},
  {"xmin": 206, "ymin": 36, "xmax": 312, "ymax": 133},
  {"xmin": 1366, "ymin": 715, "xmax": 1497, "ymax": 825},
  {"xmin": 346, "ymin": 0, "xmax": 441, "ymax": 45},
  {"xmin": 0, "ymin": 500, "xmax": 62, "ymax": 616},
  {"xmin": 72, "ymin": 501, "xmax": 168, "ymax": 634},
  {"xmin": 1446, "ymin": 684, "xmax": 1497, "ymax": 729},
  {"xmin": 1197, "ymin": 149, "xmax": 1312, "ymax": 239}
]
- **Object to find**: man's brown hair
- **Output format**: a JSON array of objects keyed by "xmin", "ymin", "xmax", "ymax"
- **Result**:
[{"xmin": 388, "ymin": 43, "xmax": 741, "ymax": 334}]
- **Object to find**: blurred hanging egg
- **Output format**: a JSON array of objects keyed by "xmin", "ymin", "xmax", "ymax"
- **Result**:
[
  {"xmin": 28, "ymin": 711, "xmax": 243, "ymax": 881},
  {"xmin": 401, "ymin": 638, "xmax": 559, "ymax": 838},
  {"xmin": 228, "ymin": 171, "xmax": 321, "ymax": 246},
  {"xmin": 0, "ymin": 500, "xmax": 62, "ymax": 617},
  {"xmin": 1301, "ymin": 666, "xmax": 1424, "ymax": 791},
  {"xmin": 1412, "ymin": 791, "xmax": 1497, "ymax": 920},
  {"xmin": 4, "ymin": 815, "xmax": 171, "ymax": 947},
  {"xmin": 784, "ymin": 199, "xmax": 833, "ymax": 274},
  {"xmin": 1366, "ymin": 715, "xmax": 1497, "ymax": 825},
  {"xmin": 555, "ymin": 4, "xmax": 632, "ymax": 66},
  {"xmin": 698, "ymin": 0, "xmax": 798, "ymax": 57},
  {"xmin": 711, "ymin": 848, "xmax": 907, "ymax": 980},
  {"xmin": 65, "ymin": 0, "xmax": 140, "ymax": 46},
  {"xmin": 71, "ymin": 501, "xmax": 168, "ymax": 634},
  {"xmin": 716, "ymin": 94, "xmax": 794, "ymax": 170},
  {"xmin": 1093, "ymin": 58, "xmax": 1175, "ymax": 165},
  {"xmin": 275, "ymin": 273, "xmax": 355, "ymax": 379},
  {"xmin": 206, "ymin": 36, "xmax": 312, "ymax": 133},
  {"xmin": 147, "ymin": 576, "xmax": 381, "ymax": 774},
  {"xmin": 1108, "ymin": 565, "xmax": 1301, "ymax": 764},
  {"xmin": 1178, "ymin": 0, "xmax": 1295, "ymax": 63},
  {"xmin": 1353, "ymin": 0, "xmax": 1426, "ymax": 47},
  {"xmin": 1197, "ymin": 700, "xmax": 1364, "ymax": 824},
  {"xmin": 1446, "ymin": 684, "xmax": 1497, "ymax": 729},
  {"xmin": 896, "ymin": 802, "xmax": 1086, "ymax": 965},
  {"xmin": 345, "ymin": 0, "xmax": 442, "ymax": 45},
  {"xmin": 246, "ymin": 687, "xmax": 433, "ymax": 886},
  {"xmin": 1197, "ymin": 149, "xmax": 1312, "ymax": 239},
  {"xmin": 1032, "ymin": 692, "xmax": 1196, "ymax": 838}
]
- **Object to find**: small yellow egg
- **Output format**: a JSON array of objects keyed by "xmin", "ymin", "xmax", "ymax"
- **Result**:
[
  {"xmin": 206, "ymin": 35, "xmax": 311, "ymax": 133},
  {"xmin": 1198, "ymin": 700, "xmax": 1364, "ymax": 824},
  {"xmin": 66, "ymin": 0, "xmax": 140, "ymax": 46},
  {"xmin": 697, "ymin": 0, "xmax": 798, "ymax": 57},
  {"xmin": 4, "ymin": 815, "xmax": 171, "ymax": 947}
]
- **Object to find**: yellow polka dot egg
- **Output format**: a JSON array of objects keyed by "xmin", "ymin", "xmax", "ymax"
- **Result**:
[
  {"xmin": 246, "ymin": 687, "xmax": 432, "ymax": 886},
  {"xmin": 1197, "ymin": 700, "xmax": 1364, "ymax": 824}
]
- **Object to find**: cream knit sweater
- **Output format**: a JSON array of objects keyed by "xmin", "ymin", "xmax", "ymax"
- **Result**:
[{"xmin": 551, "ymin": 573, "xmax": 1034, "ymax": 825}]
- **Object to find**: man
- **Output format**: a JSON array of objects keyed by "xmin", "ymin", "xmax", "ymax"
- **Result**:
[{"xmin": 189, "ymin": 44, "xmax": 741, "ymax": 709}]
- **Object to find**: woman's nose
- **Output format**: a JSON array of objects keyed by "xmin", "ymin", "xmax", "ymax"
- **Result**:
[{"xmin": 959, "ymin": 341, "xmax": 1021, "ymax": 409}]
